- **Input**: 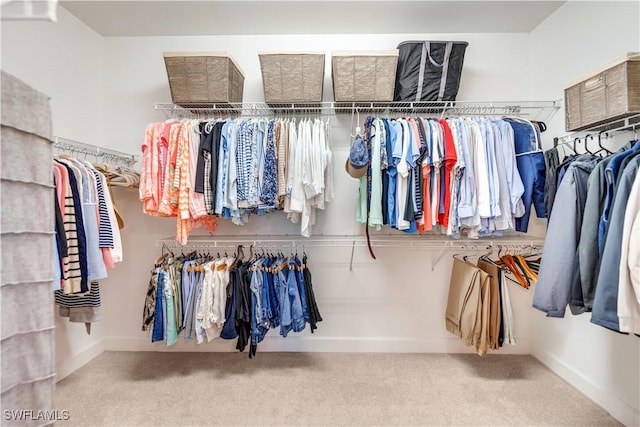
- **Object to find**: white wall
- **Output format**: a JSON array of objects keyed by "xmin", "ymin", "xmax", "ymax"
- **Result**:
[
  {"xmin": 1, "ymin": 7, "xmax": 106, "ymax": 379},
  {"xmin": 99, "ymin": 32, "xmax": 546, "ymax": 355},
  {"xmin": 529, "ymin": 2, "xmax": 640, "ymax": 426}
]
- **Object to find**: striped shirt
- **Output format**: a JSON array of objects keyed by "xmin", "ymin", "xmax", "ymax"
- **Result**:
[
  {"xmin": 236, "ymin": 121, "xmax": 253, "ymax": 205},
  {"xmin": 54, "ymin": 161, "xmax": 84, "ymax": 294},
  {"xmin": 276, "ymin": 122, "xmax": 286, "ymax": 201},
  {"xmin": 203, "ymin": 151, "xmax": 214, "ymax": 214},
  {"xmin": 55, "ymin": 282, "xmax": 101, "ymax": 307},
  {"xmin": 89, "ymin": 168, "xmax": 114, "ymax": 249}
]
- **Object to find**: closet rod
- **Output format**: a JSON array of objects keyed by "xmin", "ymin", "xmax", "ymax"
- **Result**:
[
  {"xmin": 157, "ymin": 235, "xmax": 543, "ymax": 271},
  {"xmin": 157, "ymin": 234, "xmax": 544, "ymax": 246},
  {"xmin": 554, "ymin": 113, "xmax": 640, "ymax": 147},
  {"xmin": 156, "ymin": 235, "xmax": 544, "ymax": 271},
  {"xmin": 54, "ymin": 136, "xmax": 138, "ymax": 166}
]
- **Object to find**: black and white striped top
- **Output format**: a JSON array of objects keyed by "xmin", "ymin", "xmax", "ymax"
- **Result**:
[{"xmin": 90, "ymin": 169, "xmax": 115, "ymax": 249}]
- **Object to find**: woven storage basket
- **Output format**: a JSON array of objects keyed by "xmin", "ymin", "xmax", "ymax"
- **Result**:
[
  {"xmin": 332, "ymin": 50, "xmax": 399, "ymax": 102},
  {"xmin": 163, "ymin": 52, "xmax": 244, "ymax": 105},
  {"xmin": 259, "ymin": 52, "xmax": 325, "ymax": 103},
  {"xmin": 565, "ymin": 52, "xmax": 640, "ymax": 131}
]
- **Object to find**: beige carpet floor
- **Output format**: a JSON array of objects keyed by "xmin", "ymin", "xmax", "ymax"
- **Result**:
[{"xmin": 54, "ymin": 351, "xmax": 621, "ymax": 426}]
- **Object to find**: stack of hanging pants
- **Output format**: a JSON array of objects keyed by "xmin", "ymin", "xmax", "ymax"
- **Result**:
[{"xmin": 445, "ymin": 256, "xmax": 500, "ymax": 355}]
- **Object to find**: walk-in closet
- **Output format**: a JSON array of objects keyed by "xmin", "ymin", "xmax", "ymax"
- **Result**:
[{"xmin": 1, "ymin": 1, "xmax": 639, "ymax": 426}]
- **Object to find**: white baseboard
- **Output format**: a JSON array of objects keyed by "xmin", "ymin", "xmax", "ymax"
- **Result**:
[
  {"xmin": 55, "ymin": 340, "xmax": 105, "ymax": 382},
  {"xmin": 105, "ymin": 336, "xmax": 531, "ymax": 354},
  {"xmin": 534, "ymin": 349, "xmax": 640, "ymax": 427}
]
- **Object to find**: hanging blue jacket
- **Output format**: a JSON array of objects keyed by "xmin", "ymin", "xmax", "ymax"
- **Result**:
[
  {"xmin": 591, "ymin": 156, "xmax": 640, "ymax": 332},
  {"xmin": 598, "ymin": 142, "xmax": 640, "ymax": 251}
]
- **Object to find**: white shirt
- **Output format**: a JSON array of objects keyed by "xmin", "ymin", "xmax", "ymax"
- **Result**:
[
  {"xmin": 618, "ymin": 172, "xmax": 640, "ymax": 334},
  {"xmin": 323, "ymin": 119, "xmax": 335, "ymax": 204},
  {"xmin": 197, "ymin": 261, "xmax": 220, "ymax": 342},
  {"xmin": 473, "ymin": 120, "xmax": 491, "ymax": 219},
  {"xmin": 284, "ymin": 119, "xmax": 298, "ymax": 217},
  {"xmin": 369, "ymin": 119, "xmax": 384, "ymax": 227},
  {"xmin": 396, "ymin": 119, "xmax": 411, "ymax": 230},
  {"xmin": 491, "ymin": 120, "xmax": 515, "ymax": 231},
  {"xmin": 289, "ymin": 119, "xmax": 306, "ymax": 214},
  {"xmin": 300, "ymin": 120, "xmax": 314, "ymax": 237}
]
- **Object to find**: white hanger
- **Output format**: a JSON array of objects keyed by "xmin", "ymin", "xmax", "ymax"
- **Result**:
[{"xmin": 350, "ymin": 107, "xmax": 361, "ymax": 138}]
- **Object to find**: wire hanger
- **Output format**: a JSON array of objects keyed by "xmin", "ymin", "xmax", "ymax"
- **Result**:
[{"xmin": 350, "ymin": 106, "xmax": 362, "ymax": 138}]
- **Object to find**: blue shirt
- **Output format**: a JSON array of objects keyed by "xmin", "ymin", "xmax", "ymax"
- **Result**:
[
  {"xmin": 387, "ymin": 121, "xmax": 402, "ymax": 228},
  {"xmin": 598, "ymin": 142, "xmax": 640, "ymax": 251},
  {"xmin": 457, "ymin": 118, "xmax": 476, "ymax": 221},
  {"xmin": 592, "ymin": 156, "xmax": 640, "ymax": 331},
  {"xmin": 215, "ymin": 121, "xmax": 230, "ymax": 214}
]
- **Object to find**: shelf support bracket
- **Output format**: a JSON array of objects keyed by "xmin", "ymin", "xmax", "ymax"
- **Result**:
[
  {"xmin": 349, "ymin": 240, "xmax": 356, "ymax": 272},
  {"xmin": 432, "ymin": 241, "xmax": 451, "ymax": 271}
]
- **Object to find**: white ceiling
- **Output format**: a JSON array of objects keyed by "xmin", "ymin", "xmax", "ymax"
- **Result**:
[{"xmin": 60, "ymin": 0, "xmax": 566, "ymax": 37}]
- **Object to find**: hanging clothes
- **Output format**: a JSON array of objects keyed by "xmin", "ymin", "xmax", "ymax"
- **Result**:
[
  {"xmin": 591, "ymin": 155, "xmax": 640, "ymax": 331},
  {"xmin": 617, "ymin": 171, "xmax": 640, "ymax": 334},
  {"xmin": 444, "ymin": 248, "xmax": 535, "ymax": 355},
  {"xmin": 504, "ymin": 118, "xmax": 546, "ymax": 233},
  {"xmin": 357, "ymin": 116, "xmax": 528, "ymax": 238},
  {"xmin": 52, "ymin": 155, "xmax": 125, "ymax": 335},
  {"xmin": 140, "ymin": 117, "xmax": 335, "ymax": 243},
  {"xmin": 141, "ymin": 245, "xmax": 323, "ymax": 357},
  {"xmin": 532, "ymin": 154, "xmax": 600, "ymax": 317},
  {"xmin": 445, "ymin": 252, "xmax": 529, "ymax": 356},
  {"xmin": 533, "ymin": 140, "xmax": 640, "ymax": 334}
]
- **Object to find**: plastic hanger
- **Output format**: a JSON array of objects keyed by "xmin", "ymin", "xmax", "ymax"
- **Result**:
[
  {"xmin": 593, "ymin": 131, "xmax": 612, "ymax": 156},
  {"xmin": 584, "ymin": 134, "xmax": 596, "ymax": 155}
]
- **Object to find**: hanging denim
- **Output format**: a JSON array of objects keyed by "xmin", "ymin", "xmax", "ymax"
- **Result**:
[
  {"xmin": 295, "ymin": 257, "xmax": 310, "ymax": 323},
  {"xmin": 151, "ymin": 270, "xmax": 165, "ymax": 343}
]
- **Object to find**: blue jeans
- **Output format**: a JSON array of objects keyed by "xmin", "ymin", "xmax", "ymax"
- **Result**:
[
  {"xmin": 261, "ymin": 266, "xmax": 274, "ymax": 328},
  {"xmin": 295, "ymin": 258, "xmax": 310, "ymax": 323},
  {"xmin": 288, "ymin": 260, "xmax": 305, "ymax": 333},
  {"xmin": 151, "ymin": 270, "xmax": 165, "ymax": 343},
  {"xmin": 266, "ymin": 260, "xmax": 280, "ymax": 328},
  {"xmin": 277, "ymin": 265, "xmax": 292, "ymax": 337},
  {"xmin": 515, "ymin": 153, "xmax": 546, "ymax": 232},
  {"xmin": 250, "ymin": 268, "xmax": 269, "ymax": 345},
  {"xmin": 181, "ymin": 262, "xmax": 198, "ymax": 340}
]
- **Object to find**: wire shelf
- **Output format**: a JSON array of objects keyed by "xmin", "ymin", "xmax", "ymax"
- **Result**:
[
  {"xmin": 54, "ymin": 136, "xmax": 138, "ymax": 167},
  {"xmin": 155, "ymin": 100, "xmax": 561, "ymax": 121}
]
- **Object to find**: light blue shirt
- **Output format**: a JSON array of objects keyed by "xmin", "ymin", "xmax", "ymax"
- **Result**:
[
  {"xmin": 215, "ymin": 121, "xmax": 230, "ymax": 215},
  {"xmin": 455, "ymin": 119, "xmax": 473, "ymax": 219},
  {"xmin": 497, "ymin": 120, "xmax": 525, "ymax": 215}
]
